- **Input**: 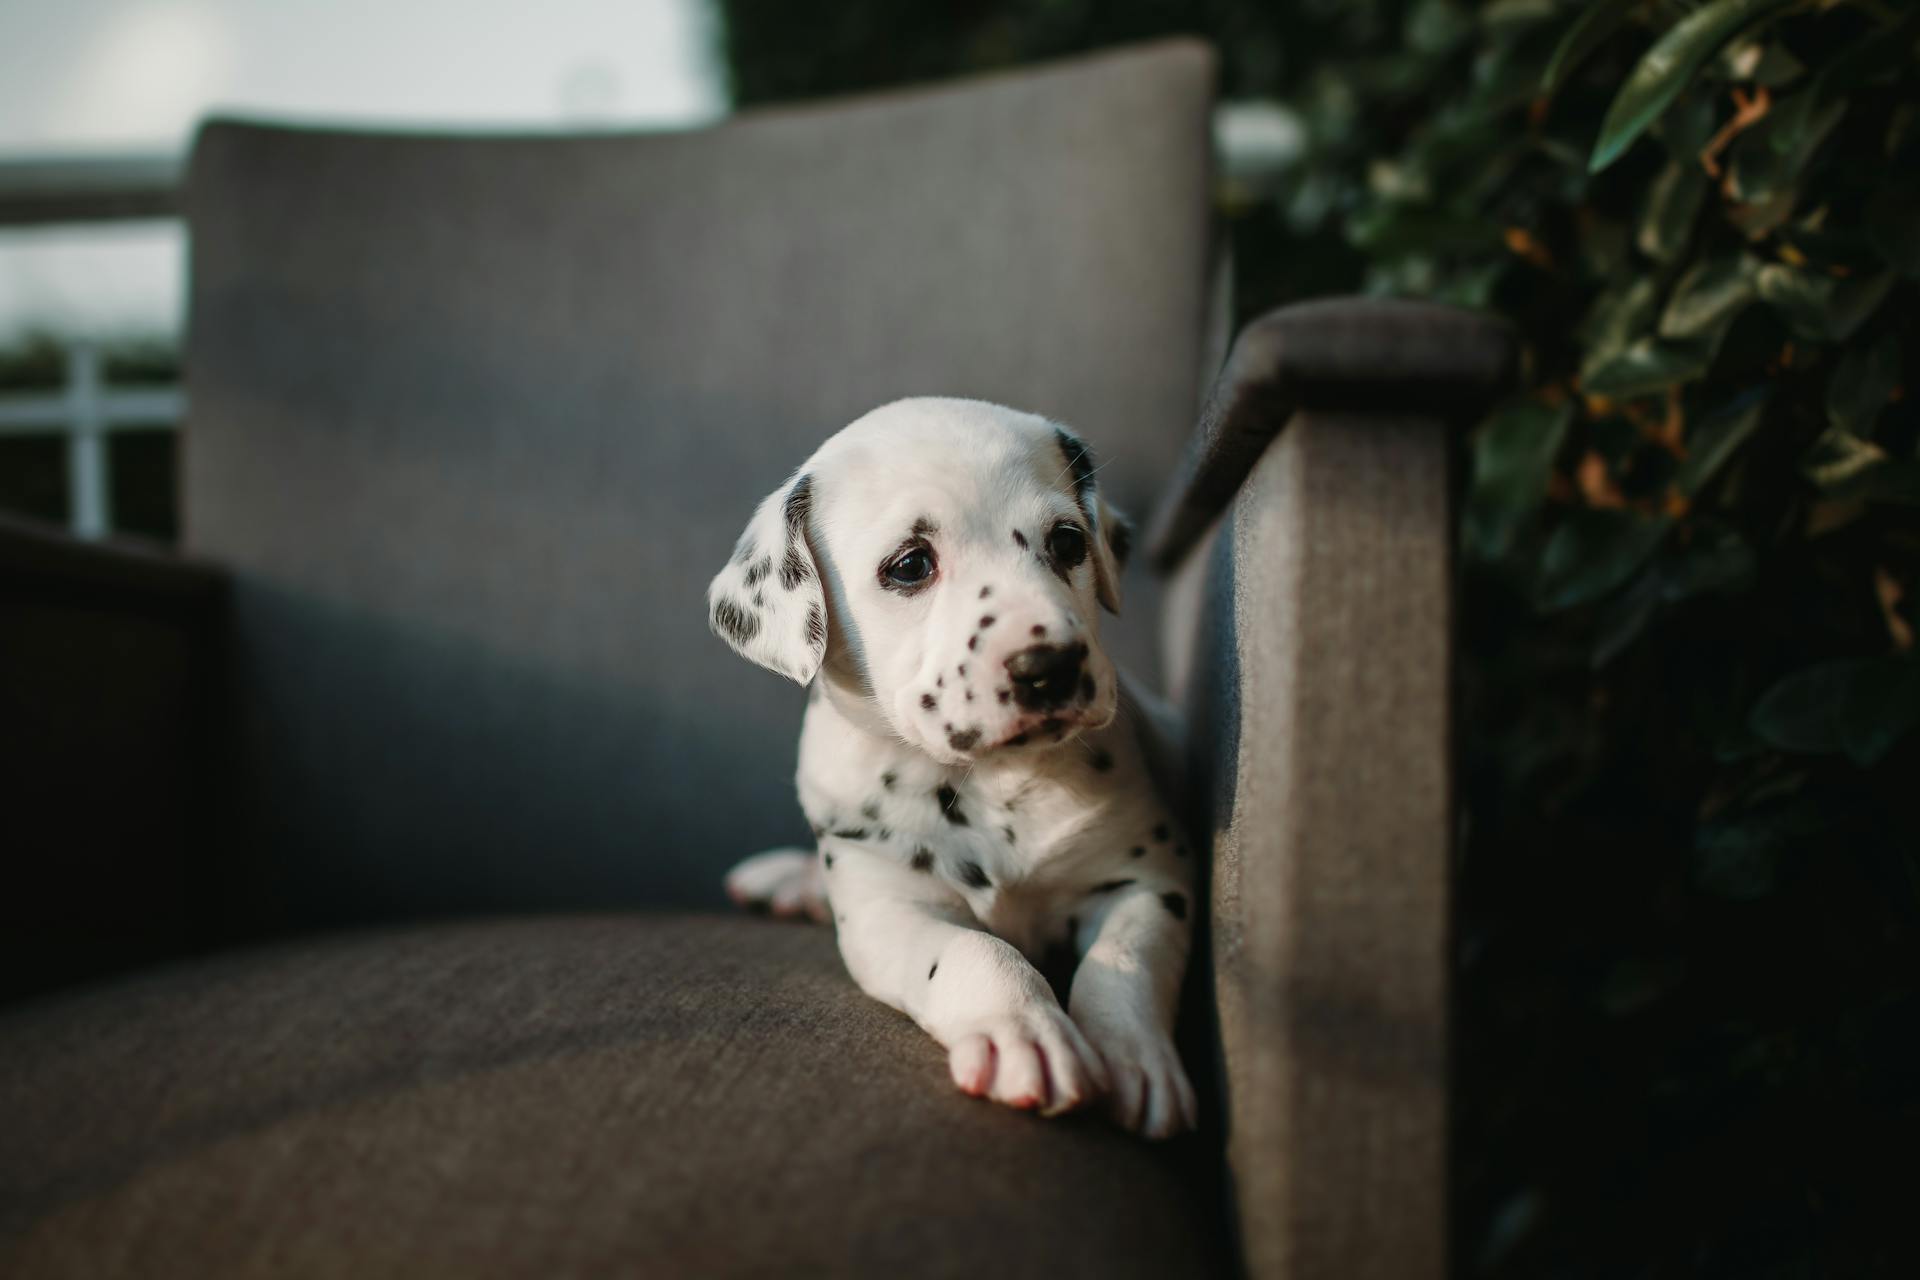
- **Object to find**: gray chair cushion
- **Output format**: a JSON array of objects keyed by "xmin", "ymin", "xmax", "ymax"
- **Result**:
[
  {"xmin": 180, "ymin": 40, "xmax": 1216, "ymax": 926},
  {"xmin": 0, "ymin": 915, "xmax": 1225, "ymax": 1278}
]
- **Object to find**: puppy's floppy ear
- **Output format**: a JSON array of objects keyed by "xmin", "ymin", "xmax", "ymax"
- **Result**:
[
  {"xmin": 1054, "ymin": 427, "xmax": 1128, "ymax": 615},
  {"xmin": 708, "ymin": 470, "xmax": 827, "ymax": 683}
]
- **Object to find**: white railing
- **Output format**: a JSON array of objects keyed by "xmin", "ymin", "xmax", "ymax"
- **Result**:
[
  {"xmin": 0, "ymin": 344, "xmax": 182, "ymax": 539},
  {"xmin": 0, "ymin": 153, "xmax": 184, "ymax": 539}
]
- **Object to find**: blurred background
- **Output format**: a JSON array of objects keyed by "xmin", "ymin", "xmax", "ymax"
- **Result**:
[{"xmin": 3, "ymin": 1, "xmax": 1915, "ymax": 1276}]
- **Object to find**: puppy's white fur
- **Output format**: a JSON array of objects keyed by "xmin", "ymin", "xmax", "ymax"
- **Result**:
[{"xmin": 710, "ymin": 398, "xmax": 1196, "ymax": 1138}]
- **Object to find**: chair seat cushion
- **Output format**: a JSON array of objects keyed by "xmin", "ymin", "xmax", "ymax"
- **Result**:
[{"xmin": 0, "ymin": 915, "xmax": 1223, "ymax": 1278}]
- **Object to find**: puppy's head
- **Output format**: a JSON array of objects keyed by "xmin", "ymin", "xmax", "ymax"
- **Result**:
[{"xmin": 707, "ymin": 398, "xmax": 1131, "ymax": 765}]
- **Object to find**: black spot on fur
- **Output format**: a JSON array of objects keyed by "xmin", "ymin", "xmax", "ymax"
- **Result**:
[
  {"xmin": 936, "ymin": 785, "xmax": 967, "ymax": 825},
  {"xmin": 1162, "ymin": 892, "xmax": 1188, "ymax": 920},
  {"xmin": 947, "ymin": 727, "xmax": 980, "ymax": 751},
  {"xmin": 959, "ymin": 861, "xmax": 991, "ymax": 889},
  {"xmin": 1055, "ymin": 428, "xmax": 1097, "ymax": 509},
  {"xmin": 1153, "ymin": 823, "xmax": 1171, "ymax": 841},
  {"xmin": 881, "ymin": 770, "xmax": 897, "ymax": 790},
  {"xmin": 1092, "ymin": 878, "xmax": 1136, "ymax": 893},
  {"xmin": 780, "ymin": 540, "xmax": 812, "ymax": 591},
  {"xmin": 861, "ymin": 802, "xmax": 881, "ymax": 822},
  {"xmin": 1030, "ymin": 624, "xmax": 1046, "ymax": 637},
  {"xmin": 1001, "ymin": 825, "xmax": 1016, "ymax": 844},
  {"xmin": 928, "ymin": 961, "xmax": 939, "ymax": 980},
  {"xmin": 823, "ymin": 852, "xmax": 834, "ymax": 869},
  {"xmin": 979, "ymin": 585, "xmax": 992, "ymax": 599},
  {"xmin": 957, "ymin": 664, "xmax": 967, "ymax": 677},
  {"xmin": 745, "ymin": 556, "xmax": 772, "ymax": 587},
  {"xmin": 910, "ymin": 847, "xmax": 934, "ymax": 872},
  {"xmin": 753, "ymin": 591, "xmax": 766, "ymax": 608},
  {"xmin": 1130, "ymin": 846, "xmax": 1146, "ymax": 858},
  {"xmin": 997, "ymin": 689, "xmax": 1010, "ymax": 704},
  {"xmin": 1012, "ymin": 530, "xmax": 1028, "ymax": 548},
  {"xmin": 965, "ymin": 690, "xmax": 974, "ymax": 701},
  {"xmin": 711, "ymin": 597, "xmax": 758, "ymax": 645},
  {"xmin": 920, "ymin": 693, "xmax": 936, "ymax": 711},
  {"xmin": 979, "ymin": 615, "xmax": 996, "ymax": 629},
  {"xmin": 936, "ymin": 675, "xmax": 944, "ymax": 688},
  {"xmin": 967, "ymin": 635, "xmax": 978, "ymax": 651},
  {"xmin": 784, "ymin": 474, "xmax": 812, "ymax": 533},
  {"xmin": 876, "ymin": 826, "xmax": 893, "ymax": 841},
  {"xmin": 830, "ymin": 827, "xmax": 868, "ymax": 841},
  {"xmin": 911, "ymin": 516, "xmax": 938, "ymax": 539},
  {"xmin": 805, "ymin": 603, "xmax": 825, "ymax": 650},
  {"xmin": 1090, "ymin": 748, "xmax": 1114, "ymax": 772}
]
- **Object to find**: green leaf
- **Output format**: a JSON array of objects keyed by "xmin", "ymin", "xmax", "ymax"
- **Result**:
[
  {"xmin": 1726, "ymin": 97, "xmax": 1845, "ymax": 204},
  {"xmin": 1542, "ymin": 0, "xmax": 1637, "ymax": 93},
  {"xmin": 1580, "ymin": 277, "xmax": 1664, "ymax": 363},
  {"xmin": 1750, "ymin": 657, "xmax": 1920, "ymax": 765},
  {"xmin": 1589, "ymin": 0, "xmax": 1800, "ymax": 174},
  {"xmin": 1535, "ymin": 510, "xmax": 1673, "ymax": 611},
  {"xmin": 1582, "ymin": 338, "xmax": 1715, "ymax": 398},
  {"xmin": 1696, "ymin": 791, "xmax": 1830, "ymax": 899},
  {"xmin": 1591, "ymin": 571, "xmax": 1663, "ymax": 667},
  {"xmin": 1822, "ymin": 459, "xmax": 1920, "ymax": 507},
  {"xmin": 1676, "ymin": 390, "xmax": 1767, "ymax": 495},
  {"xmin": 1660, "ymin": 524, "xmax": 1756, "ymax": 601},
  {"xmin": 1826, "ymin": 335, "xmax": 1902, "ymax": 437},
  {"xmin": 1465, "ymin": 400, "xmax": 1574, "ymax": 560},
  {"xmin": 1637, "ymin": 160, "xmax": 1707, "ymax": 262},
  {"xmin": 1803, "ymin": 427, "xmax": 1890, "ymax": 489},
  {"xmin": 1659, "ymin": 254, "xmax": 1759, "ymax": 339},
  {"xmin": 1754, "ymin": 264, "xmax": 1896, "ymax": 342}
]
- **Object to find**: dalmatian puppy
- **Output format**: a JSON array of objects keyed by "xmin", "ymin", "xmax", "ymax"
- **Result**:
[{"xmin": 708, "ymin": 398, "xmax": 1196, "ymax": 1139}]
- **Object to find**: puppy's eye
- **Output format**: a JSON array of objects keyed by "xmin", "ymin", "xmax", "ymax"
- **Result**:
[
  {"xmin": 883, "ymin": 546, "xmax": 937, "ymax": 589},
  {"xmin": 1047, "ymin": 523, "xmax": 1087, "ymax": 569}
]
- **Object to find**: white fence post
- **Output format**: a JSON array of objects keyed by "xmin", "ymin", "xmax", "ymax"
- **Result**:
[{"xmin": 66, "ymin": 342, "xmax": 110, "ymax": 540}]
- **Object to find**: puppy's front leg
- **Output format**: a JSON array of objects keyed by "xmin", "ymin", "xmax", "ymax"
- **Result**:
[
  {"xmin": 1070, "ymin": 885, "xmax": 1198, "ymax": 1139},
  {"xmin": 829, "ymin": 847, "xmax": 1108, "ymax": 1116}
]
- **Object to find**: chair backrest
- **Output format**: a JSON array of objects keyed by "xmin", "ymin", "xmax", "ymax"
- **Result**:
[{"xmin": 181, "ymin": 41, "xmax": 1216, "ymax": 925}]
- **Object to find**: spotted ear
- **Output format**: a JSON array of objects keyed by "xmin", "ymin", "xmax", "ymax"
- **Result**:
[
  {"xmin": 1091, "ymin": 488, "xmax": 1131, "ymax": 615},
  {"xmin": 707, "ymin": 471, "xmax": 827, "ymax": 683},
  {"xmin": 1054, "ymin": 427, "xmax": 1127, "ymax": 615}
]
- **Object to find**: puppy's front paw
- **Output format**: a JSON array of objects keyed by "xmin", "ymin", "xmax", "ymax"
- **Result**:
[
  {"xmin": 723, "ymin": 848, "xmax": 829, "ymax": 923},
  {"xmin": 946, "ymin": 1004, "xmax": 1109, "ymax": 1118},
  {"xmin": 1075, "ymin": 1015, "xmax": 1197, "ymax": 1139}
]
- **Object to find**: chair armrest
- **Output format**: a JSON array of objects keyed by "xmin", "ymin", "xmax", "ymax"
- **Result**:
[
  {"xmin": 1147, "ymin": 297, "xmax": 1515, "ymax": 572},
  {"xmin": 0, "ymin": 516, "xmax": 229, "ymax": 1003},
  {"xmin": 1157, "ymin": 299, "xmax": 1512, "ymax": 1280}
]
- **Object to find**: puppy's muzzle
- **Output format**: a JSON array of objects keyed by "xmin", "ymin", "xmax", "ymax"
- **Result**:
[{"xmin": 1005, "ymin": 643, "xmax": 1087, "ymax": 711}]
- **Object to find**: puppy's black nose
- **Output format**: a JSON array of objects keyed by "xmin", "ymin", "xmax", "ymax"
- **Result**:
[{"xmin": 1006, "ymin": 643, "xmax": 1086, "ymax": 710}]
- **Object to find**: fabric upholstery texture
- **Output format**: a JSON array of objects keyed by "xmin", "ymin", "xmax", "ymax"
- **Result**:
[
  {"xmin": 0, "ymin": 915, "xmax": 1225, "ymax": 1278},
  {"xmin": 1176, "ymin": 412, "xmax": 1454, "ymax": 1280},
  {"xmin": 179, "ymin": 40, "xmax": 1216, "ymax": 926}
]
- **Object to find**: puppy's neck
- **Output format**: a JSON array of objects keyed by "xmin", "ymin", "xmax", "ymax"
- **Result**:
[{"xmin": 815, "ymin": 665, "xmax": 899, "ymax": 745}]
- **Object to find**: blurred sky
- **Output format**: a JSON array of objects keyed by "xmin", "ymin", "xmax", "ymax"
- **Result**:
[{"xmin": 0, "ymin": 0, "xmax": 724, "ymax": 342}]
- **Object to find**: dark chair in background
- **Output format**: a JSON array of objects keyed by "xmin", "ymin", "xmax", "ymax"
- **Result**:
[{"xmin": 1, "ymin": 41, "xmax": 1509, "ymax": 1278}]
